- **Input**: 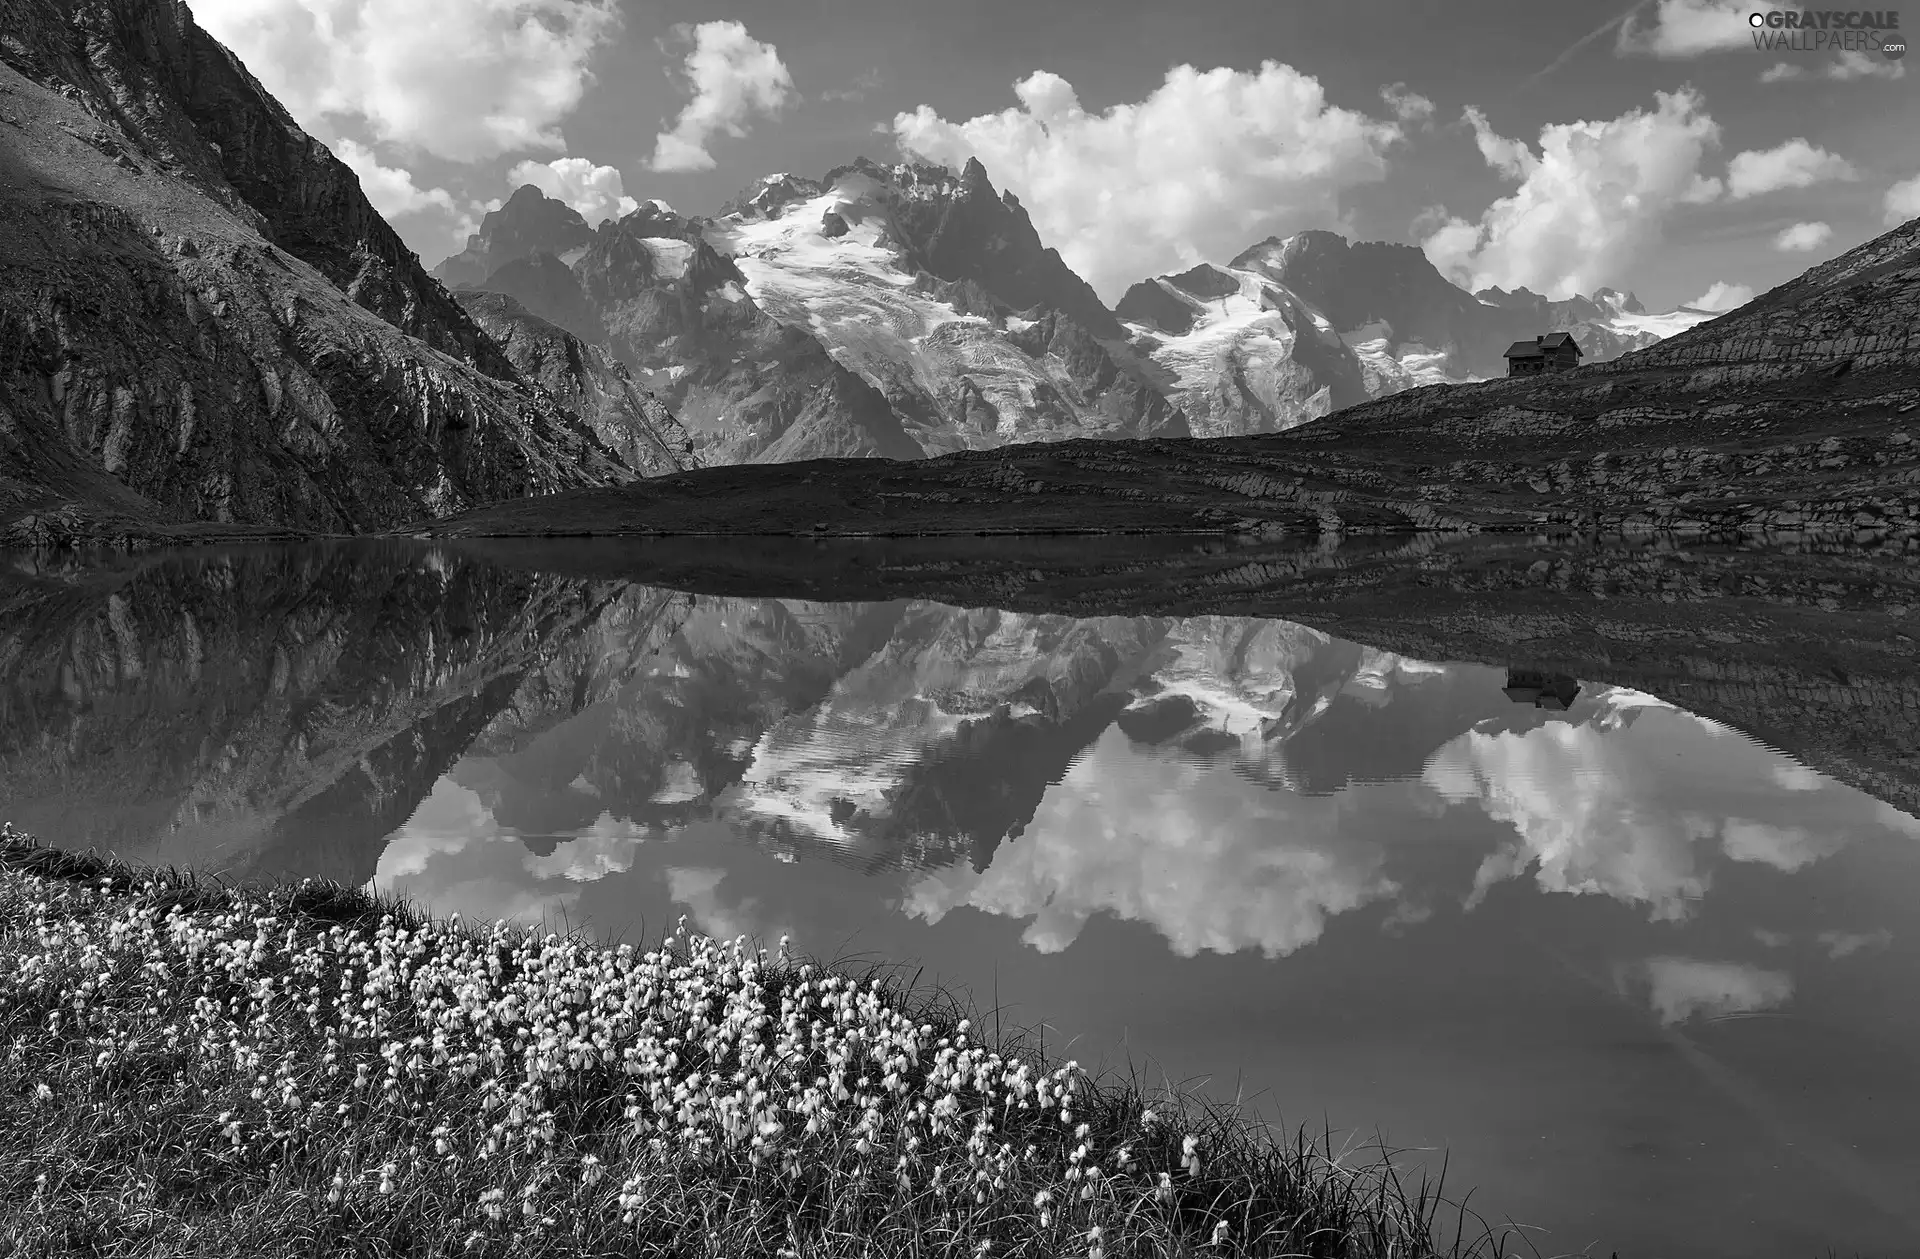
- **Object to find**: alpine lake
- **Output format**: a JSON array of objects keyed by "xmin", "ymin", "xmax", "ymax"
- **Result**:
[{"xmin": 3, "ymin": 532, "xmax": 1917, "ymax": 1259}]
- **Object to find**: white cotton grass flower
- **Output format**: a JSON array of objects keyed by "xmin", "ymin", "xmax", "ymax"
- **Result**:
[{"xmin": 0, "ymin": 825, "xmax": 1429, "ymax": 1256}]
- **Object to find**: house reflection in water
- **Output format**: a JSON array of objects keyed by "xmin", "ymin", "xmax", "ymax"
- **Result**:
[{"xmin": 1503, "ymin": 668, "xmax": 1582, "ymax": 711}]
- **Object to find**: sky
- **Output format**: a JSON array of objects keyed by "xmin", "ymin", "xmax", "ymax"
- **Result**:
[{"xmin": 188, "ymin": 0, "xmax": 1920, "ymax": 311}]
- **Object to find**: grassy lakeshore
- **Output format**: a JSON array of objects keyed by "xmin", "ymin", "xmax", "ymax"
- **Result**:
[{"xmin": 0, "ymin": 823, "xmax": 1532, "ymax": 1259}]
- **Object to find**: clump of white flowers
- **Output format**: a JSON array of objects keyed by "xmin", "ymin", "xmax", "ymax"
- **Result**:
[{"xmin": 0, "ymin": 824, "xmax": 1484, "ymax": 1256}]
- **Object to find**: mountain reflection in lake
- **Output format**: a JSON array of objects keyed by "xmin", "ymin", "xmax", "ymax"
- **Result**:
[{"xmin": 3, "ymin": 543, "xmax": 1917, "ymax": 1259}]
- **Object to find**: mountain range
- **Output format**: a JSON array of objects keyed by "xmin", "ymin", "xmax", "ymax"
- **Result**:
[
  {"xmin": 434, "ymin": 164, "xmax": 1717, "ymax": 456},
  {"xmin": 0, "ymin": 0, "xmax": 1909, "ymax": 549}
]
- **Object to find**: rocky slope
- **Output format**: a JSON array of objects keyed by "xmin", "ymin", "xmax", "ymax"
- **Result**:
[
  {"xmin": 454, "ymin": 292, "xmax": 698, "ymax": 477},
  {"xmin": 421, "ymin": 213, "xmax": 1920, "ymax": 544},
  {"xmin": 3, "ymin": 536, "xmax": 1913, "ymax": 891},
  {"xmin": 1116, "ymin": 231, "xmax": 1717, "ymax": 436},
  {"xmin": 0, "ymin": 0, "xmax": 635, "ymax": 546}
]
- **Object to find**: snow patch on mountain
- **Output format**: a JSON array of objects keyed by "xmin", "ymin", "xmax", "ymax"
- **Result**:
[{"xmin": 700, "ymin": 163, "xmax": 1185, "ymax": 451}]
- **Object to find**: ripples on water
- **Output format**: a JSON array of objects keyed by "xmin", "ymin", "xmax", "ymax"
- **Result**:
[{"xmin": 1, "ymin": 541, "xmax": 1917, "ymax": 1259}]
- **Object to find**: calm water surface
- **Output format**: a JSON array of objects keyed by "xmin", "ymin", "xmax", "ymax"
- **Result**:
[{"xmin": 2, "ymin": 544, "xmax": 1917, "ymax": 1259}]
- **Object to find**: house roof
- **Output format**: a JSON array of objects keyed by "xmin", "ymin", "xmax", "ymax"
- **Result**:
[
  {"xmin": 1503, "ymin": 340, "xmax": 1545, "ymax": 358},
  {"xmin": 1538, "ymin": 331, "xmax": 1581, "ymax": 353}
]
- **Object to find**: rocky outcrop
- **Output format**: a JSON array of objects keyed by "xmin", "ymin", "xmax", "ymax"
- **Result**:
[
  {"xmin": 455, "ymin": 292, "xmax": 699, "ymax": 477},
  {"xmin": 0, "ymin": 0, "xmax": 631, "ymax": 542},
  {"xmin": 462, "ymin": 251, "xmax": 607, "ymax": 346},
  {"xmin": 575, "ymin": 212, "xmax": 924, "ymax": 464},
  {"xmin": 432, "ymin": 185, "xmax": 594, "ymax": 291},
  {"xmin": 863, "ymin": 156, "xmax": 1124, "ymax": 340}
]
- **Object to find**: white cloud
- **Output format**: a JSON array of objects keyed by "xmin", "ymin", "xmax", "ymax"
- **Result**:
[
  {"xmin": 1379, "ymin": 82, "xmax": 1435, "ymax": 125},
  {"xmin": 1771, "ymin": 220, "xmax": 1832, "ymax": 251},
  {"xmin": 1641, "ymin": 957, "xmax": 1793, "ymax": 1026},
  {"xmin": 1816, "ymin": 928, "xmax": 1892, "ymax": 958},
  {"xmin": 1724, "ymin": 138, "xmax": 1858, "ymax": 199},
  {"xmin": 891, "ymin": 62, "xmax": 1402, "ymax": 303},
  {"xmin": 901, "ymin": 727, "xmax": 1400, "ymax": 959},
  {"xmin": 1686, "ymin": 280, "xmax": 1756, "ymax": 310},
  {"xmin": 333, "ymin": 138, "xmax": 458, "ymax": 216},
  {"xmin": 1418, "ymin": 90, "xmax": 1721, "ymax": 299},
  {"xmin": 1424, "ymin": 694, "xmax": 1895, "ymax": 920},
  {"xmin": 1618, "ymin": 0, "xmax": 1769, "ymax": 57},
  {"xmin": 646, "ymin": 21, "xmax": 796, "ymax": 173},
  {"xmin": 332, "ymin": 138, "xmax": 482, "ymax": 258},
  {"xmin": 190, "ymin": 0, "xmax": 620, "ymax": 162},
  {"xmin": 507, "ymin": 157, "xmax": 637, "ymax": 226},
  {"xmin": 1886, "ymin": 173, "xmax": 1920, "ymax": 225}
]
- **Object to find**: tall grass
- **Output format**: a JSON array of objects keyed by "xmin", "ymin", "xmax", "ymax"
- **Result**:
[{"xmin": 0, "ymin": 821, "xmax": 1540, "ymax": 1258}]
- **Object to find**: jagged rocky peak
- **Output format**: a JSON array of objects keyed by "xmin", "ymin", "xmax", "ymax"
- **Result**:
[
  {"xmin": 815, "ymin": 154, "xmax": 1124, "ymax": 340},
  {"xmin": 720, "ymin": 171, "xmax": 824, "ymax": 219},
  {"xmin": 433, "ymin": 184, "xmax": 593, "ymax": 288},
  {"xmin": 1166, "ymin": 263, "xmax": 1242, "ymax": 300},
  {"xmin": 1592, "ymin": 286, "xmax": 1646, "ymax": 315},
  {"xmin": 607, "ymin": 195, "xmax": 695, "ymax": 239}
]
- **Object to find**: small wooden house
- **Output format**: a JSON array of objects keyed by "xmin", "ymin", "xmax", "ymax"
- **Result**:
[{"xmin": 1503, "ymin": 331, "xmax": 1583, "ymax": 376}]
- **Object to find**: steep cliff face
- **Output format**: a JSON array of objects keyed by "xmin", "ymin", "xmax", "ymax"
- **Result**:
[
  {"xmin": 455, "ymin": 292, "xmax": 698, "ymax": 477},
  {"xmin": 0, "ymin": 0, "xmax": 632, "ymax": 543}
]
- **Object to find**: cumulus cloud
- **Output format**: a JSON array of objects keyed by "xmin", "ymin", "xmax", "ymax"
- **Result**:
[
  {"xmin": 1772, "ymin": 220, "xmax": 1832, "ymax": 251},
  {"xmin": 1379, "ymin": 82, "xmax": 1435, "ymax": 125},
  {"xmin": 1418, "ymin": 90, "xmax": 1721, "ymax": 299},
  {"xmin": 332, "ymin": 138, "xmax": 483, "ymax": 259},
  {"xmin": 190, "ymin": 0, "xmax": 619, "ymax": 162},
  {"xmin": 1687, "ymin": 280, "xmax": 1757, "ymax": 310},
  {"xmin": 1425, "ymin": 693, "xmax": 1896, "ymax": 919},
  {"xmin": 646, "ymin": 21, "xmax": 796, "ymax": 173},
  {"xmin": 1618, "ymin": 0, "xmax": 1765, "ymax": 58},
  {"xmin": 333, "ymin": 138, "xmax": 459, "ymax": 217},
  {"xmin": 1886, "ymin": 173, "xmax": 1920, "ymax": 225},
  {"xmin": 507, "ymin": 156, "xmax": 637, "ymax": 226},
  {"xmin": 891, "ymin": 62, "xmax": 1402, "ymax": 303},
  {"xmin": 901, "ymin": 727, "xmax": 1400, "ymax": 959},
  {"xmin": 1724, "ymin": 138, "xmax": 1858, "ymax": 199},
  {"xmin": 1640, "ymin": 957, "xmax": 1793, "ymax": 1025},
  {"xmin": 1816, "ymin": 928, "xmax": 1893, "ymax": 958}
]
